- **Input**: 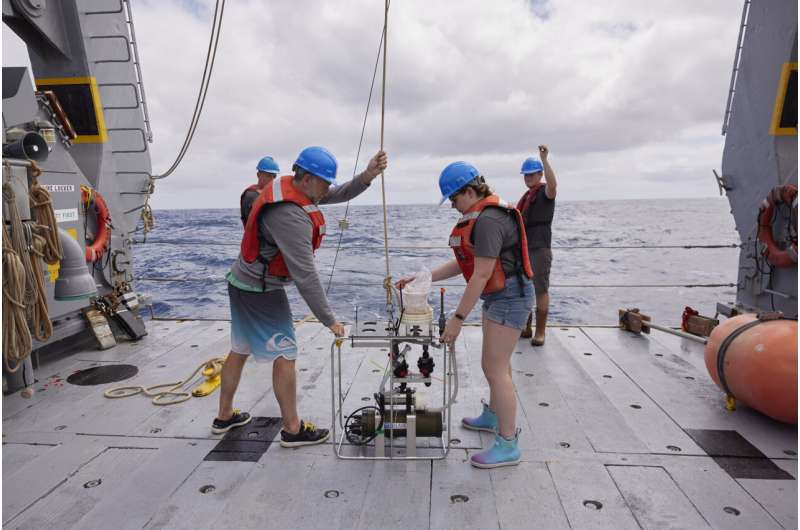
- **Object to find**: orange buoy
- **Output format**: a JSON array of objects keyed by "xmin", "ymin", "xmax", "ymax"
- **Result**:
[{"xmin": 704, "ymin": 313, "xmax": 797, "ymax": 423}]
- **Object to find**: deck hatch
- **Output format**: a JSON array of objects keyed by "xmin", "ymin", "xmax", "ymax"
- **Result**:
[
  {"xmin": 686, "ymin": 429, "xmax": 795, "ymax": 480},
  {"xmin": 66, "ymin": 364, "xmax": 138, "ymax": 385},
  {"xmin": 204, "ymin": 416, "xmax": 282, "ymax": 462}
]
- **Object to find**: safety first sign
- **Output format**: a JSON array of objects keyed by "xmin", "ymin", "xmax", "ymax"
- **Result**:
[{"xmin": 54, "ymin": 208, "xmax": 79, "ymax": 223}]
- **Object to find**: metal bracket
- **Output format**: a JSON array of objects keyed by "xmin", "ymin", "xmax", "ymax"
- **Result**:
[{"xmin": 712, "ymin": 169, "xmax": 733, "ymax": 196}]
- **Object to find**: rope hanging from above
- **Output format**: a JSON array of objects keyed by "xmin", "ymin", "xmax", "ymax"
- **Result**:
[{"xmin": 378, "ymin": 0, "xmax": 393, "ymax": 311}]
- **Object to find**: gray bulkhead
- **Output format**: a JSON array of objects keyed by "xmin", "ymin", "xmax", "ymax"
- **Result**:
[{"xmin": 721, "ymin": 0, "xmax": 798, "ymax": 317}]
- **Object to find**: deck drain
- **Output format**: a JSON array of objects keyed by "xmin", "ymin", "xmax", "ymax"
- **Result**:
[
  {"xmin": 583, "ymin": 500, "xmax": 602, "ymax": 510},
  {"xmin": 723, "ymin": 506, "xmax": 740, "ymax": 516},
  {"xmin": 199, "ymin": 485, "xmax": 216, "ymax": 494},
  {"xmin": 630, "ymin": 404, "xmax": 642, "ymax": 409},
  {"xmin": 655, "ymin": 353, "xmax": 663, "ymax": 357},
  {"xmin": 158, "ymin": 365, "xmax": 167, "ymax": 368},
  {"xmin": 372, "ymin": 369, "xmax": 381, "ymax": 373},
  {"xmin": 83, "ymin": 479, "xmax": 101, "ymax": 489},
  {"xmin": 784, "ymin": 449, "xmax": 797, "ymax": 456},
  {"xmin": 539, "ymin": 402, "xmax": 549, "ymax": 407},
  {"xmin": 55, "ymin": 425, "xmax": 67, "ymax": 431},
  {"xmin": 363, "ymin": 328, "xmax": 376, "ymax": 332},
  {"xmin": 685, "ymin": 376, "xmax": 695, "ymax": 380},
  {"xmin": 450, "ymin": 494, "xmax": 469, "ymax": 504},
  {"xmin": 666, "ymin": 445, "xmax": 682, "ymax": 452},
  {"xmin": 299, "ymin": 368, "xmax": 308, "ymax": 372},
  {"xmin": 559, "ymin": 442, "xmax": 571, "ymax": 448},
  {"xmin": 66, "ymin": 365, "xmax": 138, "ymax": 386},
  {"xmin": 361, "ymin": 397, "xmax": 371, "ymax": 401},
  {"xmin": 217, "ymin": 328, "xmax": 223, "ymax": 331},
  {"xmin": 324, "ymin": 490, "xmax": 340, "ymax": 499},
  {"xmin": 560, "ymin": 328, "xmax": 569, "ymax": 331},
  {"xmin": 583, "ymin": 352, "xmax": 592, "ymax": 356},
  {"xmin": 450, "ymin": 438, "xmax": 461, "ymax": 445},
  {"xmin": 525, "ymin": 373, "xmax": 534, "ymax": 377},
  {"xmin": 568, "ymin": 335, "xmax": 576, "ymax": 338},
  {"xmin": 515, "ymin": 351, "xmax": 522, "ymax": 355},
  {"xmin": 317, "ymin": 347, "xmax": 324, "ymax": 350},
  {"xmin": 191, "ymin": 344, "xmax": 198, "ymax": 348},
  {"xmin": 602, "ymin": 375, "xmax": 612, "ymax": 379},
  {"xmin": 150, "ymin": 427, "xmax": 162, "ymax": 434}
]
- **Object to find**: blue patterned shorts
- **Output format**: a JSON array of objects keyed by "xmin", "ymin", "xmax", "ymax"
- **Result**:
[{"xmin": 228, "ymin": 283, "xmax": 298, "ymax": 362}]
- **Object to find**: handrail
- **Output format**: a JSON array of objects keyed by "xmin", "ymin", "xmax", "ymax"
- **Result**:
[
  {"xmin": 132, "ymin": 240, "xmax": 741, "ymax": 250},
  {"xmin": 134, "ymin": 277, "xmax": 736, "ymax": 290},
  {"xmin": 722, "ymin": 0, "xmax": 751, "ymax": 135},
  {"xmin": 122, "ymin": 0, "xmax": 153, "ymax": 142}
]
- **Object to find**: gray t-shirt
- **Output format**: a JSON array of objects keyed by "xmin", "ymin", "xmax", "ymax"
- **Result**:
[
  {"xmin": 472, "ymin": 206, "xmax": 522, "ymax": 276},
  {"xmin": 229, "ymin": 174, "xmax": 371, "ymax": 326}
]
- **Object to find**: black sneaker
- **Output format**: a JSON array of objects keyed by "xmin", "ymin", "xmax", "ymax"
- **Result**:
[
  {"xmin": 280, "ymin": 419, "xmax": 330, "ymax": 447},
  {"xmin": 211, "ymin": 409, "xmax": 252, "ymax": 434}
]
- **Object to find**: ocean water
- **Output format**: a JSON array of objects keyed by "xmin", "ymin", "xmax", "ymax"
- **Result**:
[{"xmin": 134, "ymin": 198, "xmax": 740, "ymax": 326}]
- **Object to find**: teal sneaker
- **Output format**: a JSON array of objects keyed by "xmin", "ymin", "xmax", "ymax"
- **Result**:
[
  {"xmin": 461, "ymin": 399, "xmax": 497, "ymax": 433},
  {"xmin": 470, "ymin": 429, "xmax": 521, "ymax": 469}
]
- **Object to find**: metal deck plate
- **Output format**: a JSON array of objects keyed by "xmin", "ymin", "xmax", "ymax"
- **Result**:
[{"xmin": 2, "ymin": 320, "xmax": 795, "ymax": 529}]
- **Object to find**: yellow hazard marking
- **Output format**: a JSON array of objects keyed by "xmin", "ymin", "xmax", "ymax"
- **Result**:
[
  {"xmin": 48, "ymin": 228, "xmax": 78, "ymax": 282},
  {"xmin": 770, "ymin": 62, "xmax": 798, "ymax": 136},
  {"xmin": 34, "ymin": 76, "xmax": 108, "ymax": 143}
]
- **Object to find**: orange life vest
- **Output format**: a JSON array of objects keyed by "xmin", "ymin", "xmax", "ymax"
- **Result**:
[
  {"xmin": 240, "ymin": 175, "xmax": 326, "ymax": 280},
  {"xmin": 240, "ymin": 183, "xmax": 259, "ymax": 226},
  {"xmin": 448, "ymin": 194, "xmax": 534, "ymax": 294}
]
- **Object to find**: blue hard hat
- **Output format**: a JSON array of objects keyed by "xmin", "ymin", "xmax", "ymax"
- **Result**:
[
  {"xmin": 438, "ymin": 161, "xmax": 481, "ymax": 205},
  {"xmin": 256, "ymin": 156, "xmax": 280, "ymax": 174},
  {"xmin": 294, "ymin": 146, "xmax": 338, "ymax": 184},
  {"xmin": 520, "ymin": 157, "xmax": 544, "ymax": 175}
]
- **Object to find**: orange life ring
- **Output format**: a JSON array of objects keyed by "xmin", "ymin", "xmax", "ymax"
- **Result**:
[
  {"xmin": 80, "ymin": 186, "xmax": 111, "ymax": 262},
  {"xmin": 757, "ymin": 184, "xmax": 797, "ymax": 268}
]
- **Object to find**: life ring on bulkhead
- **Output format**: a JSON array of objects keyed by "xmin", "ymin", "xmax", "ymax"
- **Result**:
[
  {"xmin": 757, "ymin": 184, "xmax": 797, "ymax": 268},
  {"xmin": 80, "ymin": 185, "xmax": 111, "ymax": 262}
]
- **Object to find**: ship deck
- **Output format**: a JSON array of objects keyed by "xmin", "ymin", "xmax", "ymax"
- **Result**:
[{"xmin": 2, "ymin": 318, "xmax": 796, "ymax": 529}]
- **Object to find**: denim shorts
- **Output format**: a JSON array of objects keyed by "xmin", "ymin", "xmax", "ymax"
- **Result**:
[{"xmin": 480, "ymin": 276, "xmax": 534, "ymax": 330}]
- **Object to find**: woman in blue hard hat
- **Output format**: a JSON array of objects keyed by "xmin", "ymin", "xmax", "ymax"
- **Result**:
[
  {"xmin": 517, "ymin": 145, "xmax": 557, "ymax": 346},
  {"xmin": 397, "ymin": 161, "xmax": 534, "ymax": 468}
]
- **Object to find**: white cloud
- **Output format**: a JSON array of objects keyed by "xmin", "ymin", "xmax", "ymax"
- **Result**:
[{"xmin": 3, "ymin": 0, "xmax": 742, "ymax": 208}]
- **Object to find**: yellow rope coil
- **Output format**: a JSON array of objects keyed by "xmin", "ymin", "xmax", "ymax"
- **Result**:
[{"xmin": 104, "ymin": 357, "xmax": 226, "ymax": 406}]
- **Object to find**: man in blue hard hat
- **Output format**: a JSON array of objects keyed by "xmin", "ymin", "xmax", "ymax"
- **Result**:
[
  {"xmin": 240, "ymin": 156, "xmax": 280, "ymax": 225},
  {"xmin": 213, "ymin": 146, "xmax": 388, "ymax": 448},
  {"xmin": 516, "ymin": 145, "xmax": 557, "ymax": 346}
]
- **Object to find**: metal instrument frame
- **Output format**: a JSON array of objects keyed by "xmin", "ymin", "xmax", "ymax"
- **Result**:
[{"xmin": 330, "ymin": 317, "xmax": 453, "ymax": 460}]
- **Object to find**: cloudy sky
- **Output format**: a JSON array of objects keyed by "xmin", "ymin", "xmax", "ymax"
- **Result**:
[{"xmin": 3, "ymin": 0, "xmax": 743, "ymax": 208}]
